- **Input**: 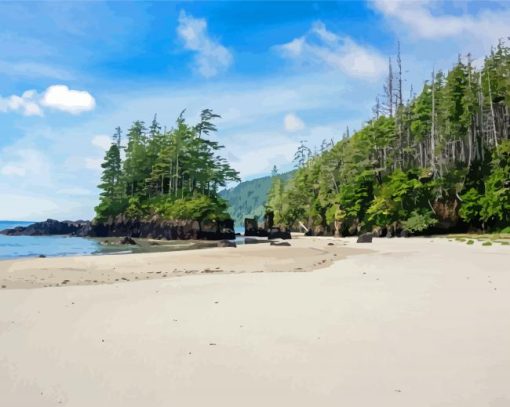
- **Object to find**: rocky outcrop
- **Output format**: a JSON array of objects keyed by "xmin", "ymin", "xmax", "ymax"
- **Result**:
[
  {"xmin": 356, "ymin": 232, "xmax": 373, "ymax": 243},
  {"xmin": 0, "ymin": 219, "xmax": 90, "ymax": 236},
  {"xmin": 1, "ymin": 216, "xmax": 235, "ymax": 241},
  {"xmin": 87, "ymin": 216, "xmax": 235, "ymax": 240},
  {"xmin": 268, "ymin": 227, "xmax": 291, "ymax": 240},
  {"xmin": 120, "ymin": 236, "xmax": 137, "ymax": 245},
  {"xmin": 244, "ymin": 218, "xmax": 259, "ymax": 237}
]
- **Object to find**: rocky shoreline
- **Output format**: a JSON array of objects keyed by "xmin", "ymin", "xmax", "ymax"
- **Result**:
[{"xmin": 0, "ymin": 217, "xmax": 236, "ymax": 241}]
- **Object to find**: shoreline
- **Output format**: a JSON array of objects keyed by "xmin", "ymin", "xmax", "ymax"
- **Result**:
[{"xmin": 0, "ymin": 236, "xmax": 370, "ymax": 289}]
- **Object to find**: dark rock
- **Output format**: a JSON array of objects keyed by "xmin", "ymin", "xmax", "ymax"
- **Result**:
[
  {"xmin": 1, "ymin": 217, "xmax": 236, "ymax": 241},
  {"xmin": 264, "ymin": 211, "xmax": 274, "ymax": 230},
  {"xmin": 120, "ymin": 236, "xmax": 137, "ymax": 245},
  {"xmin": 38, "ymin": 254, "xmax": 47, "ymax": 258},
  {"xmin": 244, "ymin": 237, "xmax": 267, "ymax": 244},
  {"xmin": 217, "ymin": 240, "xmax": 236, "ymax": 248},
  {"xmin": 327, "ymin": 242, "xmax": 334, "ymax": 246},
  {"xmin": 356, "ymin": 232, "xmax": 373, "ymax": 243},
  {"xmin": 244, "ymin": 218, "xmax": 259, "ymax": 237},
  {"xmin": 0, "ymin": 219, "xmax": 90, "ymax": 236},
  {"xmin": 268, "ymin": 227, "xmax": 291, "ymax": 240},
  {"xmin": 270, "ymin": 241, "xmax": 291, "ymax": 246},
  {"xmin": 400, "ymin": 230, "xmax": 410, "ymax": 238}
]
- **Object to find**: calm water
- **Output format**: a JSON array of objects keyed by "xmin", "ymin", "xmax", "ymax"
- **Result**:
[
  {"xmin": 0, "ymin": 220, "xmax": 242, "ymax": 260},
  {"xmin": 0, "ymin": 221, "xmax": 101, "ymax": 260}
]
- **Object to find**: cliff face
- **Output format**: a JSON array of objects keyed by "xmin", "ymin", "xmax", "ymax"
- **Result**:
[
  {"xmin": 0, "ymin": 217, "xmax": 235, "ymax": 240},
  {"xmin": 85, "ymin": 216, "xmax": 235, "ymax": 240}
]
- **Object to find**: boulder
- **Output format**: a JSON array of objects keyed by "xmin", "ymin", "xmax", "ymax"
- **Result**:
[
  {"xmin": 217, "ymin": 240, "xmax": 236, "ymax": 248},
  {"xmin": 120, "ymin": 236, "xmax": 137, "ymax": 245},
  {"xmin": 356, "ymin": 232, "xmax": 373, "ymax": 243},
  {"xmin": 400, "ymin": 229, "xmax": 410, "ymax": 238},
  {"xmin": 268, "ymin": 227, "xmax": 291, "ymax": 240},
  {"xmin": 244, "ymin": 218, "xmax": 259, "ymax": 237}
]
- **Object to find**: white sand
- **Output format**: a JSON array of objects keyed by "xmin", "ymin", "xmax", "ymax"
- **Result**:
[{"xmin": 0, "ymin": 237, "xmax": 509, "ymax": 406}]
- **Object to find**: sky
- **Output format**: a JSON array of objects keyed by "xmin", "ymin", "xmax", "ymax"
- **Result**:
[{"xmin": 0, "ymin": 0, "xmax": 509, "ymax": 220}]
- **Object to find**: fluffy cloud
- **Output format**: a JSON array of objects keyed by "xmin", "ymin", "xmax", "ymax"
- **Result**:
[
  {"xmin": 177, "ymin": 10, "xmax": 233, "ymax": 78},
  {"xmin": 276, "ymin": 21, "xmax": 386, "ymax": 80},
  {"xmin": 41, "ymin": 85, "xmax": 95, "ymax": 114},
  {"xmin": 91, "ymin": 134, "xmax": 111, "ymax": 150},
  {"xmin": 372, "ymin": 0, "xmax": 510, "ymax": 50},
  {"xmin": 0, "ymin": 85, "xmax": 95, "ymax": 116},
  {"xmin": 284, "ymin": 113, "xmax": 305, "ymax": 132},
  {"xmin": 0, "ymin": 90, "xmax": 43, "ymax": 116}
]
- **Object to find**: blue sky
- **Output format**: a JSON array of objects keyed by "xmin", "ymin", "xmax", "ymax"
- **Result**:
[{"xmin": 0, "ymin": 0, "xmax": 509, "ymax": 220}]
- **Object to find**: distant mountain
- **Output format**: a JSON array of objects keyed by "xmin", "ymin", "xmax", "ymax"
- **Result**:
[{"xmin": 220, "ymin": 171, "xmax": 295, "ymax": 228}]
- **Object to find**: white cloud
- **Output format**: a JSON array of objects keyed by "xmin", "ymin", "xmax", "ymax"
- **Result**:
[
  {"xmin": 284, "ymin": 113, "xmax": 305, "ymax": 132},
  {"xmin": 91, "ymin": 134, "xmax": 111, "ymax": 150},
  {"xmin": 41, "ymin": 85, "xmax": 95, "ymax": 114},
  {"xmin": 177, "ymin": 10, "xmax": 233, "ymax": 78},
  {"xmin": 0, "ymin": 85, "xmax": 95, "ymax": 116},
  {"xmin": 0, "ymin": 90, "xmax": 43, "ymax": 116},
  {"xmin": 276, "ymin": 21, "xmax": 386, "ymax": 80},
  {"xmin": 372, "ymin": 0, "xmax": 510, "ymax": 49}
]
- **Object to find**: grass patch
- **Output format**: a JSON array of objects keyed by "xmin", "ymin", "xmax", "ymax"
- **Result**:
[
  {"xmin": 466, "ymin": 240, "xmax": 474, "ymax": 245},
  {"xmin": 482, "ymin": 241, "xmax": 493, "ymax": 246}
]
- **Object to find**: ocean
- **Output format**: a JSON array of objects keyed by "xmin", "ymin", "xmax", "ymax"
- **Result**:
[
  {"xmin": 0, "ymin": 221, "xmax": 101, "ymax": 260},
  {"xmin": 0, "ymin": 220, "xmax": 241, "ymax": 260}
]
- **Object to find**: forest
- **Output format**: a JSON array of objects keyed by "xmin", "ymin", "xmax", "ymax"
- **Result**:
[
  {"xmin": 95, "ymin": 109, "xmax": 240, "ymax": 223},
  {"xmin": 219, "ymin": 169, "xmax": 294, "ymax": 227},
  {"xmin": 267, "ymin": 41, "xmax": 510, "ymax": 236}
]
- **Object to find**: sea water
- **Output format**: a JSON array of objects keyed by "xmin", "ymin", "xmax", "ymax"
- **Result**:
[{"xmin": 0, "ymin": 221, "xmax": 101, "ymax": 260}]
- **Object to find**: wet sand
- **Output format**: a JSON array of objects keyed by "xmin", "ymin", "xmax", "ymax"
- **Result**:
[{"xmin": 0, "ymin": 237, "xmax": 363, "ymax": 289}]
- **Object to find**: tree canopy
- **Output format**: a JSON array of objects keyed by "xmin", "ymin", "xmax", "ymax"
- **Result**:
[
  {"xmin": 267, "ymin": 41, "xmax": 510, "ymax": 235},
  {"xmin": 95, "ymin": 109, "xmax": 240, "ymax": 222}
]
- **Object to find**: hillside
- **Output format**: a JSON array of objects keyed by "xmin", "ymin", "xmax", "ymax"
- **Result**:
[
  {"xmin": 220, "ymin": 171, "xmax": 295, "ymax": 228},
  {"xmin": 266, "ymin": 42, "xmax": 510, "ymax": 236}
]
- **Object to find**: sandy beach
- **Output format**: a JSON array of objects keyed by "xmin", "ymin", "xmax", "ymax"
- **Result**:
[{"xmin": 1, "ymin": 236, "xmax": 509, "ymax": 406}]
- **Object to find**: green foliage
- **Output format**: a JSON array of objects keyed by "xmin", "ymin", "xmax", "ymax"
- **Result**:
[
  {"xmin": 154, "ymin": 195, "xmax": 230, "ymax": 221},
  {"xmin": 479, "ymin": 141, "xmax": 510, "ymax": 226},
  {"xmin": 402, "ymin": 210, "xmax": 437, "ymax": 233},
  {"xmin": 459, "ymin": 188, "xmax": 483, "ymax": 224},
  {"xmin": 95, "ymin": 110, "xmax": 239, "ymax": 222},
  {"xmin": 219, "ymin": 170, "xmax": 295, "ymax": 226},
  {"xmin": 266, "ymin": 42, "xmax": 510, "ymax": 235}
]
